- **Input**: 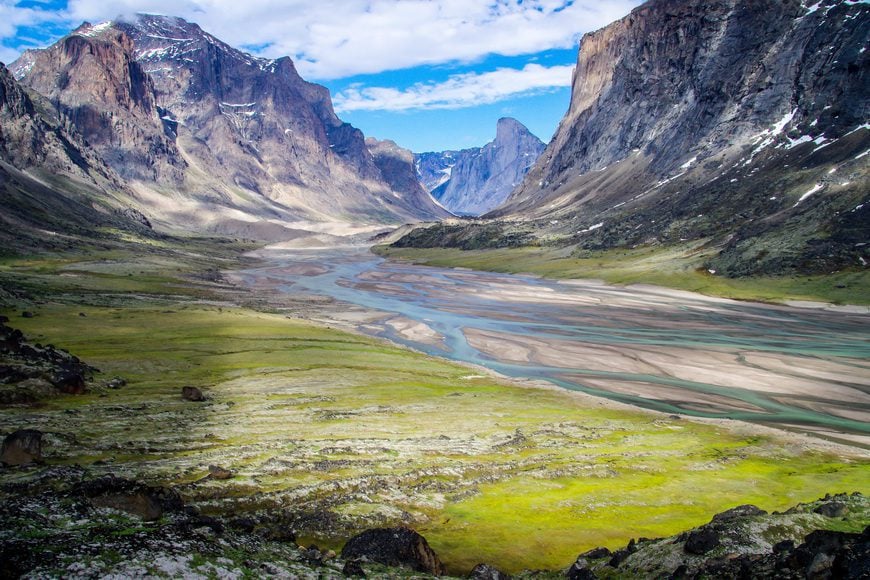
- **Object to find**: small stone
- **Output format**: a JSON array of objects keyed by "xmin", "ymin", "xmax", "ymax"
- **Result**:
[
  {"xmin": 106, "ymin": 377, "xmax": 126, "ymax": 389},
  {"xmin": 342, "ymin": 559, "xmax": 366, "ymax": 577},
  {"xmin": 20, "ymin": 312, "xmax": 34, "ymax": 318},
  {"xmin": 470, "ymin": 562, "xmax": 511, "ymax": 579},
  {"xmin": 208, "ymin": 465, "xmax": 234, "ymax": 479},
  {"xmin": 182, "ymin": 386, "xmax": 205, "ymax": 401},
  {"xmin": 1, "ymin": 429, "xmax": 43, "ymax": 465}
]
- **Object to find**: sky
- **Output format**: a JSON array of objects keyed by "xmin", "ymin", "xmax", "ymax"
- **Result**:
[{"xmin": 1, "ymin": 0, "xmax": 643, "ymax": 152}]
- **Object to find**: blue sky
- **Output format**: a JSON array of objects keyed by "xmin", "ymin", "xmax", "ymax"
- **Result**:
[{"xmin": 0, "ymin": 0, "xmax": 643, "ymax": 152}]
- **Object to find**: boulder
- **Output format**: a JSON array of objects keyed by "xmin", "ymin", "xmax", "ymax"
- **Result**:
[
  {"xmin": 0, "ymin": 429, "xmax": 43, "ymax": 465},
  {"xmin": 182, "ymin": 386, "xmax": 205, "ymax": 401},
  {"xmin": 684, "ymin": 528, "xmax": 721, "ymax": 555},
  {"xmin": 50, "ymin": 368, "xmax": 87, "ymax": 394},
  {"xmin": 342, "ymin": 559, "xmax": 366, "ymax": 577},
  {"xmin": 208, "ymin": 465, "xmax": 234, "ymax": 480},
  {"xmin": 566, "ymin": 558, "xmax": 596, "ymax": 579},
  {"xmin": 470, "ymin": 562, "xmax": 511, "ymax": 579},
  {"xmin": 710, "ymin": 504, "xmax": 767, "ymax": 523},
  {"xmin": 578, "ymin": 547, "xmax": 611, "ymax": 560},
  {"xmin": 814, "ymin": 501, "xmax": 848, "ymax": 518},
  {"xmin": 341, "ymin": 527, "xmax": 445, "ymax": 575},
  {"xmin": 76, "ymin": 475, "xmax": 183, "ymax": 521}
]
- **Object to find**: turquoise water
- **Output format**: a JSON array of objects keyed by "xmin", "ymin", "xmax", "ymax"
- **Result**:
[{"xmin": 238, "ymin": 248, "xmax": 870, "ymax": 439}]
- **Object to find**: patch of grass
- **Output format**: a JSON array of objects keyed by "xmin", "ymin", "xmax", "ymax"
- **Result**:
[{"xmin": 375, "ymin": 244, "xmax": 870, "ymax": 305}]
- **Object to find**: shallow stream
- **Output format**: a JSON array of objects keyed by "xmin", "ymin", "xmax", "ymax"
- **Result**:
[{"xmin": 238, "ymin": 248, "xmax": 870, "ymax": 444}]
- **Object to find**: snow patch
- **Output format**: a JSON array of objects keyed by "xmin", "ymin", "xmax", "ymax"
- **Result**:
[
  {"xmin": 680, "ymin": 156, "xmax": 698, "ymax": 170},
  {"xmin": 578, "ymin": 222, "xmax": 604, "ymax": 234},
  {"xmin": 793, "ymin": 183, "xmax": 823, "ymax": 207}
]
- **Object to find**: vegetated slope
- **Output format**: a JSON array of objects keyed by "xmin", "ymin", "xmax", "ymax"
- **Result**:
[
  {"xmin": 415, "ymin": 117, "xmax": 544, "ymax": 216},
  {"xmin": 402, "ymin": 0, "xmax": 869, "ymax": 278},
  {"xmin": 11, "ymin": 16, "xmax": 448, "ymax": 239},
  {"xmin": 0, "ymin": 62, "xmax": 153, "ymax": 255}
]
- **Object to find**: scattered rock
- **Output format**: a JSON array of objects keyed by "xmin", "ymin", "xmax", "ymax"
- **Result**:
[
  {"xmin": 76, "ymin": 475, "xmax": 183, "ymax": 521},
  {"xmin": 566, "ymin": 558, "xmax": 596, "ymax": 580},
  {"xmin": 342, "ymin": 559, "xmax": 366, "ymax": 577},
  {"xmin": 608, "ymin": 538, "xmax": 637, "ymax": 567},
  {"xmin": 470, "ymin": 562, "xmax": 511, "ymax": 579},
  {"xmin": 814, "ymin": 500, "xmax": 848, "ymax": 518},
  {"xmin": 710, "ymin": 504, "xmax": 767, "ymax": 523},
  {"xmin": 181, "ymin": 386, "xmax": 205, "ymax": 401},
  {"xmin": 105, "ymin": 377, "xmax": 126, "ymax": 389},
  {"xmin": 341, "ymin": 527, "xmax": 445, "ymax": 575},
  {"xmin": 684, "ymin": 528, "xmax": 721, "ymax": 555},
  {"xmin": 208, "ymin": 465, "xmax": 234, "ymax": 480},
  {"xmin": 578, "ymin": 547, "xmax": 611, "ymax": 560},
  {"xmin": 0, "ymin": 429, "xmax": 43, "ymax": 465}
]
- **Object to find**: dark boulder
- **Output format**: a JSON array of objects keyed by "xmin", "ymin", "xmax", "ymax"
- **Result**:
[
  {"xmin": 76, "ymin": 475, "xmax": 183, "ymax": 520},
  {"xmin": 608, "ymin": 538, "xmax": 637, "ymax": 567},
  {"xmin": 710, "ymin": 504, "xmax": 767, "ymax": 523},
  {"xmin": 182, "ymin": 386, "xmax": 205, "ymax": 401},
  {"xmin": 0, "ymin": 429, "xmax": 43, "ymax": 465},
  {"xmin": 470, "ymin": 562, "xmax": 511, "ymax": 579},
  {"xmin": 341, "ymin": 527, "xmax": 444, "ymax": 575},
  {"xmin": 684, "ymin": 527, "xmax": 721, "ymax": 555},
  {"xmin": 566, "ymin": 558, "xmax": 596, "ymax": 579},
  {"xmin": 578, "ymin": 547, "xmax": 611, "ymax": 560},
  {"xmin": 50, "ymin": 368, "xmax": 87, "ymax": 394},
  {"xmin": 814, "ymin": 500, "xmax": 848, "ymax": 518},
  {"xmin": 342, "ymin": 559, "xmax": 366, "ymax": 577}
]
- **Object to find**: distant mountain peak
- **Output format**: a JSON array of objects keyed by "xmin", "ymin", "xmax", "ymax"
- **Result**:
[{"xmin": 415, "ymin": 118, "xmax": 544, "ymax": 216}]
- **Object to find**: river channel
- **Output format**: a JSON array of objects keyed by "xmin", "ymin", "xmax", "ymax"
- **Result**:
[{"xmin": 236, "ymin": 248, "xmax": 870, "ymax": 446}]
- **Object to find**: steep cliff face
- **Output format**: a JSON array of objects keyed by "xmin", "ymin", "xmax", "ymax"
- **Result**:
[
  {"xmin": 415, "ymin": 150, "xmax": 459, "ymax": 194},
  {"xmin": 11, "ymin": 15, "xmax": 447, "ymax": 238},
  {"xmin": 116, "ymin": 15, "xmax": 447, "ymax": 224},
  {"xmin": 0, "ymin": 63, "xmax": 151, "ymax": 254},
  {"xmin": 12, "ymin": 24, "xmax": 184, "ymax": 183},
  {"xmin": 366, "ymin": 138, "xmax": 445, "ymax": 216},
  {"xmin": 417, "ymin": 118, "xmax": 544, "ymax": 216},
  {"xmin": 487, "ymin": 0, "xmax": 869, "ymax": 276}
]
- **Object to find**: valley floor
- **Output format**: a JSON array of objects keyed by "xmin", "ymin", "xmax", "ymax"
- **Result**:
[
  {"xmin": 1, "ymin": 237, "xmax": 868, "ymax": 575},
  {"xmin": 375, "ymin": 242, "xmax": 870, "ymax": 307}
]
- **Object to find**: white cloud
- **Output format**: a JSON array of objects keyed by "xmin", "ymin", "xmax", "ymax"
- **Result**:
[
  {"xmin": 59, "ymin": 0, "xmax": 641, "ymax": 79},
  {"xmin": 334, "ymin": 63, "xmax": 575, "ymax": 112}
]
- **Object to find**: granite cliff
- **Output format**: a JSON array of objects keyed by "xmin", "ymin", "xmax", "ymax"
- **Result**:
[
  {"xmin": 401, "ymin": 0, "xmax": 869, "ymax": 277},
  {"xmin": 416, "ymin": 118, "xmax": 544, "ymax": 216}
]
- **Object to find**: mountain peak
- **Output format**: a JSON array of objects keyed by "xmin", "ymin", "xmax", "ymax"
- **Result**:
[{"xmin": 495, "ymin": 117, "xmax": 533, "ymax": 142}]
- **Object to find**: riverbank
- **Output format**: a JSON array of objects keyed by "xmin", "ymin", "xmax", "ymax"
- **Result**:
[
  {"xmin": 374, "ymin": 243, "xmax": 870, "ymax": 307},
  {"xmin": 2, "ymin": 241, "xmax": 869, "ymax": 574}
]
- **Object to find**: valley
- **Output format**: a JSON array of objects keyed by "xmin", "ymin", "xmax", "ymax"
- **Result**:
[
  {"xmin": 1, "ymin": 0, "xmax": 868, "ymax": 577},
  {"xmin": 1, "ymin": 241, "xmax": 868, "ymax": 576}
]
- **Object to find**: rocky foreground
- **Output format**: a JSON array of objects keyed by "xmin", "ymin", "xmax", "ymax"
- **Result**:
[{"xmin": 0, "ymin": 455, "xmax": 866, "ymax": 579}]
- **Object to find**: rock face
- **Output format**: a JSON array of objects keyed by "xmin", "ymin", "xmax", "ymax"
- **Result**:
[
  {"xmin": 11, "ymin": 16, "xmax": 448, "ymax": 239},
  {"xmin": 0, "ymin": 429, "xmax": 43, "ymax": 465},
  {"xmin": 484, "ymin": 0, "xmax": 870, "ymax": 276},
  {"xmin": 366, "ymin": 138, "xmax": 443, "ymax": 217},
  {"xmin": 417, "ymin": 118, "xmax": 544, "ymax": 216},
  {"xmin": 7, "ymin": 18, "xmax": 446, "ymax": 240},
  {"xmin": 13, "ymin": 25, "xmax": 184, "ymax": 184},
  {"xmin": 340, "ymin": 527, "xmax": 445, "ymax": 575},
  {"xmin": 415, "ymin": 149, "xmax": 459, "ymax": 193}
]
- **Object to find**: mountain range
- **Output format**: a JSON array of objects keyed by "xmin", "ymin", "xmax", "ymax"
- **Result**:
[
  {"xmin": 5, "ymin": 15, "xmax": 448, "ymax": 247},
  {"xmin": 415, "ymin": 117, "xmax": 545, "ymax": 216},
  {"xmin": 398, "ymin": 0, "xmax": 869, "ymax": 278}
]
